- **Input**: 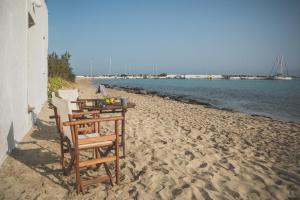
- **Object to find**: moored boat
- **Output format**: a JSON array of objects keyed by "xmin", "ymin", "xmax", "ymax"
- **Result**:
[
  {"xmin": 273, "ymin": 75, "xmax": 292, "ymax": 80},
  {"xmin": 270, "ymin": 55, "xmax": 292, "ymax": 80}
]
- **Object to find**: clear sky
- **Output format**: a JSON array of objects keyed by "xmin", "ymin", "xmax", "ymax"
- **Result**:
[{"xmin": 48, "ymin": 0, "xmax": 300, "ymax": 76}]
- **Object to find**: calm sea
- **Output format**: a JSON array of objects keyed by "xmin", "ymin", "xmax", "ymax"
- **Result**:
[{"xmin": 93, "ymin": 79, "xmax": 300, "ymax": 122}]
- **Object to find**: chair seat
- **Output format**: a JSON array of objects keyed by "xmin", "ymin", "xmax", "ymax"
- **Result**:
[{"xmin": 78, "ymin": 133, "xmax": 113, "ymax": 149}]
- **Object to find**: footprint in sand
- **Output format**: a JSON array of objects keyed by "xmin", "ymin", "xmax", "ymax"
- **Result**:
[
  {"xmin": 128, "ymin": 186, "xmax": 137, "ymax": 196},
  {"xmin": 172, "ymin": 188, "xmax": 183, "ymax": 197},
  {"xmin": 158, "ymin": 139, "xmax": 167, "ymax": 144},
  {"xmin": 199, "ymin": 162, "xmax": 208, "ymax": 168},
  {"xmin": 246, "ymin": 189, "xmax": 260, "ymax": 199},
  {"xmin": 184, "ymin": 150, "xmax": 195, "ymax": 160},
  {"xmin": 198, "ymin": 188, "xmax": 213, "ymax": 200},
  {"xmin": 160, "ymin": 168, "xmax": 169, "ymax": 174},
  {"xmin": 209, "ymin": 125, "xmax": 217, "ymax": 132},
  {"xmin": 198, "ymin": 172, "xmax": 214, "ymax": 180},
  {"xmin": 180, "ymin": 126, "xmax": 192, "ymax": 135},
  {"xmin": 219, "ymin": 157, "xmax": 228, "ymax": 164},
  {"xmin": 172, "ymin": 183, "xmax": 190, "ymax": 198},
  {"xmin": 275, "ymin": 179, "xmax": 283, "ymax": 185},
  {"xmin": 197, "ymin": 135, "xmax": 203, "ymax": 140},
  {"xmin": 225, "ymin": 186, "xmax": 241, "ymax": 199},
  {"xmin": 129, "ymin": 166, "xmax": 147, "ymax": 181},
  {"xmin": 121, "ymin": 162, "xmax": 127, "ymax": 169},
  {"xmin": 129, "ymin": 160, "xmax": 136, "ymax": 168}
]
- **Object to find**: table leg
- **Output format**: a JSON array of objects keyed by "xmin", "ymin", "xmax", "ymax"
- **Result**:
[{"xmin": 122, "ymin": 109, "xmax": 126, "ymax": 158}]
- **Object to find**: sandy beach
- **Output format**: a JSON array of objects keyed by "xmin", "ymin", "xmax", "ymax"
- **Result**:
[{"xmin": 0, "ymin": 78, "xmax": 299, "ymax": 200}]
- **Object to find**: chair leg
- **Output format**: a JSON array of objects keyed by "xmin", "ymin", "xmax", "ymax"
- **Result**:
[
  {"xmin": 75, "ymin": 151, "xmax": 81, "ymax": 193},
  {"xmin": 97, "ymin": 148, "xmax": 114, "ymax": 186},
  {"xmin": 116, "ymin": 158, "xmax": 120, "ymax": 185},
  {"xmin": 94, "ymin": 148, "xmax": 97, "ymax": 158},
  {"xmin": 115, "ymin": 140, "xmax": 120, "ymax": 185},
  {"xmin": 122, "ymin": 113, "xmax": 126, "ymax": 158},
  {"xmin": 62, "ymin": 138, "xmax": 74, "ymax": 176},
  {"xmin": 105, "ymin": 164, "xmax": 114, "ymax": 186},
  {"xmin": 94, "ymin": 148, "xmax": 102, "ymax": 170},
  {"xmin": 64, "ymin": 151, "xmax": 75, "ymax": 176},
  {"xmin": 60, "ymin": 135, "xmax": 65, "ymax": 170},
  {"xmin": 115, "ymin": 152, "xmax": 120, "ymax": 185},
  {"xmin": 116, "ymin": 120, "xmax": 120, "ymax": 184},
  {"xmin": 122, "ymin": 139, "xmax": 125, "ymax": 158}
]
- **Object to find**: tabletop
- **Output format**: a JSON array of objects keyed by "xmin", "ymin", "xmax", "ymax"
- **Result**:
[{"xmin": 82, "ymin": 102, "xmax": 136, "ymax": 111}]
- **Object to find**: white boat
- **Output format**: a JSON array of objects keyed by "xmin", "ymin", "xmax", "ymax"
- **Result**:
[
  {"xmin": 270, "ymin": 55, "xmax": 292, "ymax": 80},
  {"xmin": 273, "ymin": 76, "xmax": 292, "ymax": 80},
  {"xmin": 230, "ymin": 76, "xmax": 241, "ymax": 80}
]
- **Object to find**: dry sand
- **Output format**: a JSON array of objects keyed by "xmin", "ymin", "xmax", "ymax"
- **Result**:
[{"xmin": 0, "ymin": 78, "xmax": 299, "ymax": 200}]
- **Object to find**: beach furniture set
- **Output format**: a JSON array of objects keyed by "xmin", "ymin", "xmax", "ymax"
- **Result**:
[{"xmin": 50, "ymin": 89, "xmax": 135, "ymax": 193}]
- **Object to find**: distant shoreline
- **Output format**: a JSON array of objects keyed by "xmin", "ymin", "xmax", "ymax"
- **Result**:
[
  {"xmin": 78, "ymin": 75, "xmax": 300, "ymax": 80},
  {"xmin": 91, "ymin": 81, "xmax": 298, "ymax": 124}
]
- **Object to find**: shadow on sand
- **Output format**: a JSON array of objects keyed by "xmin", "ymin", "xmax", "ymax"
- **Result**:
[
  {"xmin": 9, "ymin": 118, "xmax": 74, "ymax": 191},
  {"xmin": 30, "ymin": 118, "xmax": 60, "ymax": 142}
]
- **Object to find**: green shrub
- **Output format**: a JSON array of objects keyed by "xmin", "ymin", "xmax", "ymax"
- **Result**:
[
  {"xmin": 48, "ymin": 52, "xmax": 75, "ymax": 82},
  {"xmin": 48, "ymin": 76, "xmax": 72, "ymax": 101}
]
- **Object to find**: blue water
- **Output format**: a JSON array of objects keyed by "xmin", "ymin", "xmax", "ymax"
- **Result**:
[{"xmin": 93, "ymin": 79, "xmax": 300, "ymax": 122}]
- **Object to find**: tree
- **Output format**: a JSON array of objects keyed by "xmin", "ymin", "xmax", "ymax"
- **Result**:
[{"xmin": 48, "ymin": 51, "xmax": 75, "ymax": 82}]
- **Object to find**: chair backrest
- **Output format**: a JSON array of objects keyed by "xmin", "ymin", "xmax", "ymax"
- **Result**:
[
  {"xmin": 58, "ymin": 89, "xmax": 79, "ymax": 111},
  {"xmin": 51, "ymin": 93, "xmax": 73, "ymax": 143}
]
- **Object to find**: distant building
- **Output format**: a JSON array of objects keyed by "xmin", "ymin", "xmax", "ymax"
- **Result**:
[
  {"xmin": 230, "ymin": 77, "xmax": 242, "ymax": 80},
  {"xmin": 184, "ymin": 74, "xmax": 224, "ymax": 79},
  {"xmin": 166, "ymin": 74, "xmax": 178, "ymax": 79},
  {"xmin": 0, "ymin": 0, "xmax": 48, "ymax": 165},
  {"xmin": 210, "ymin": 75, "xmax": 224, "ymax": 79}
]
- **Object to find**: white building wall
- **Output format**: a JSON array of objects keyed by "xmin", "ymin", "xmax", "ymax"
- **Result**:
[
  {"xmin": 27, "ymin": 0, "xmax": 48, "ymax": 113},
  {"xmin": 0, "ymin": 0, "xmax": 48, "ymax": 165}
]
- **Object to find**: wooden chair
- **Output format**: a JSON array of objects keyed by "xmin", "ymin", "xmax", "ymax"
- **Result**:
[
  {"xmin": 51, "ymin": 94, "xmax": 93, "ymax": 174},
  {"xmin": 58, "ymin": 89, "xmax": 104, "ymax": 110},
  {"xmin": 57, "ymin": 90, "xmax": 129, "ymax": 157},
  {"xmin": 63, "ymin": 116, "xmax": 123, "ymax": 193},
  {"xmin": 56, "ymin": 89, "xmax": 131, "ymax": 157},
  {"xmin": 52, "ymin": 94, "xmax": 123, "ymax": 193}
]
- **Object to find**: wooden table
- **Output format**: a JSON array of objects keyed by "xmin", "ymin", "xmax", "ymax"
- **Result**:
[{"xmin": 81, "ymin": 102, "xmax": 136, "ymax": 158}]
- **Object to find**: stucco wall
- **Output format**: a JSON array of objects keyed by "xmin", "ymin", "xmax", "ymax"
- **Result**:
[
  {"xmin": 0, "ymin": 0, "xmax": 48, "ymax": 165},
  {"xmin": 27, "ymin": 0, "xmax": 48, "ymax": 113}
]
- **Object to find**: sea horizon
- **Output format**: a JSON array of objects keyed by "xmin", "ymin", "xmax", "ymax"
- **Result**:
[{"xmin": 78, "ymin": 73, "xmax": 300, "ymax": 79}]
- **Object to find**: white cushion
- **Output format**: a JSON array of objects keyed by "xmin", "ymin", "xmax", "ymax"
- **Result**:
[
  {"xmin": 58, "ymin": 89, "xmax": 79, "ymax": 111},
  {"xmin": 51, "ymin": 95, "xmax": 73, "ymax": 142},
  {"xmin": 58, "ymin": 89, "xmax": 79, "ymax": 101}
]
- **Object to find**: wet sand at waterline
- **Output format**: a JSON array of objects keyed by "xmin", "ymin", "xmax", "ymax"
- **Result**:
[{"xmin": 0, "ymin": 78, "xmax": 299, "ymax": 199}]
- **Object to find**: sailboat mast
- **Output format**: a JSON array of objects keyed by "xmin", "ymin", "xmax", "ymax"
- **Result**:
[
  {"xmin": 285, "ymin": 59, "xmax": 288, "ymax": 75},
  {"xmin": 279, "ymin": 55, "xmax": 284, "ymax": 75},
  {"xmin": 271, "ymin": 55, "xmax": 292, "ymax": 80},
  {"xmin": 90, "ymin": 59, "xmax": 93, "ymax": 77},
  {"xmin": 109, "ymin": 56, "xmax": 112, "ymax": 75}
]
